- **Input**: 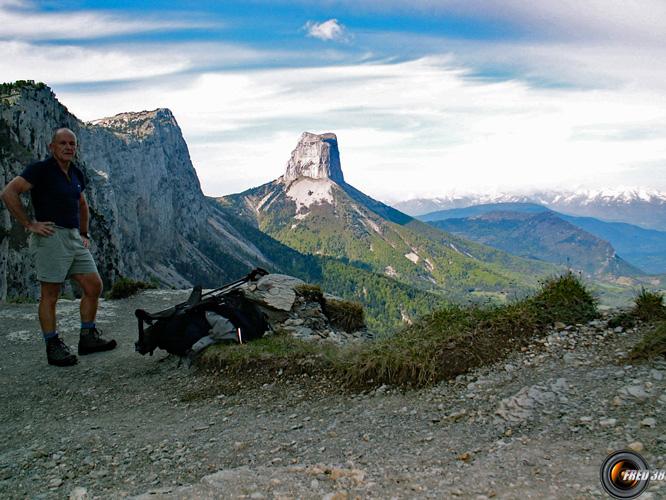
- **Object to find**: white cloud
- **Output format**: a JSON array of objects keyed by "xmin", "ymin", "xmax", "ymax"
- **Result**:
[
  {"xmin": 0, "ymin": 0, "xmax": 210, "ymax": 41},
  {"xmin": 0, "ymin": 0, "xmax": 28, "ymax": 7},
  {"xmin": 5, "ymin": 2, "xmax": 662, "ymax": 200},
  {"xmin": 0, "ymin": 40, "xmax": 295, "ymax": 85},
  {"xmin": 286, "ymin": 0, "xmax": 666, "ymax": 45},
  {"xmin": 458, "ymin": 0, "xmax": 666, "ymax": 45},
  {"xmin": 54, "ymin": 57, "xmax": 666, "ymax": 200},
  {"xmin": 355, "ymin": 28, "xmax": 666, "ymax": 94},
  {"xmin": 0, "ymin": 41, "xmax": 191, "ymax": 83},
  {"xmin": 304, "ymin": 19, "xmax": 349, "ymax": 42},
  {"xmin": 453, "ymin": 39, "xmax": 666, "ymax": 92},
  {"xmin": 186, "ymin": 132, "xmax": 299, "ymax": 195}
]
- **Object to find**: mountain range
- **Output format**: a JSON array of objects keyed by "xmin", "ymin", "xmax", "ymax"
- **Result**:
[
  {"xmin": 395, "ymin": 190, "xmax": 666, "ymax": 231},
  {"xmin": 428, "ymin": 210, "xmax": 641, "ymax": 278},
  {"xmin": 420, "ymin": 203, "xmax": 666, "ymax": 276}
]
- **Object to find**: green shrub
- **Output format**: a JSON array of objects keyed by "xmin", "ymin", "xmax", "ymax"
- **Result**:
[
  {"xmin": 323, "ymin": 299, "xmax": 365, "ymax": 332},
  {"xmin": 107, "ymin": 277, "xmax": 156, "ymax": 300},
  {"xmin": 0, "ymin": 80, "xmax": 46, "ymax": 94},
  {"xmin": 528, "ymin": 272, "xmax": 597, "ymax": 325},
  {"xmin": 632, "ymin": 288, "xmax": 666, "ymax": 322},
  {"xmin": 628, "ymin": 321, "xmax": 666, "ymax": 361}
]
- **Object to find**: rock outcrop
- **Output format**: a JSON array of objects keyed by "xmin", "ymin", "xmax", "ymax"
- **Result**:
[
  {"xmin": 283, "ymin": 132, "xmax": 344, "ymax": 184},
  {"xmin": 0, "ymin": 82, "xmax": 273, "ymax": 299},
  {"xmin": 240, "ymin": 274, "xmax": 372, "ymax": 344},
  {"xmin": 241, "ymin": 273, "xmax": 303, "ymax": 312}
]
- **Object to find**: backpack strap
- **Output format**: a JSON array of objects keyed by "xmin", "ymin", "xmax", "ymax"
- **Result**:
[{"xmin": 134, "ymin": 309, "xmax": 153, "ymax": 354}]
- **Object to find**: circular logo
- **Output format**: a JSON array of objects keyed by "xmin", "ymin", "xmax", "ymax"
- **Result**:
[{"xmin": 600, "ymin": 450, "xmax": 651, "ymax": 499}]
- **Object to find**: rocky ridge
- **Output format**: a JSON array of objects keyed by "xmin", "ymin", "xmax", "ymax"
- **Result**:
[{"xmin": 0, "ymin": 293, "xmax": 664, "ymax": 499}]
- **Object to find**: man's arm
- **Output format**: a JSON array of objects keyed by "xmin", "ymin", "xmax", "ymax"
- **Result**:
[
  {"xmin": 79, "ymin": 193, "xmax": 90, "ymax": 246},
  {"xmin": 0, "ymin": 176, "xmax": 55, "ymax": 236}
]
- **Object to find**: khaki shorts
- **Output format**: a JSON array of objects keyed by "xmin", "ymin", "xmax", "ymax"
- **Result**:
[{"xmin": 30, "ymin": 226, "xmax": 99, "ymax": 283}]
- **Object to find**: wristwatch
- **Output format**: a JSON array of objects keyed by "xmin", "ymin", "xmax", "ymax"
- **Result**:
[{"xmin": 80, "ymin": 232, "xmax": 89, "ymax": 238}]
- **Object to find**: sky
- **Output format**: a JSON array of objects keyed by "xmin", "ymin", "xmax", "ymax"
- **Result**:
[{"xmin": 1, "ymin": 0, "xmax": 665, "ymax": 202}]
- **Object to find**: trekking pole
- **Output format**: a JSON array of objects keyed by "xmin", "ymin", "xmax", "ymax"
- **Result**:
[{"xmin": 200, "ymin": 268, "xmax": 268, "ymax": 299}]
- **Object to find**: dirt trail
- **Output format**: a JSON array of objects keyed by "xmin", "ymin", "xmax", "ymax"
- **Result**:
[{"xmin": 1, "ymin": 290, "xmax": 665, "ymax": 499}]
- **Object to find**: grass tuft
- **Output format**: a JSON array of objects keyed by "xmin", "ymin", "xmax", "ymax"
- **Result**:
[
  {"xmin": 607, "ymin": 288, "xmax": 665, "ymax": 329},
  {"xmin": 295, "ymin": 284, "xmax": 366, "ymax": 332},
  {"xmin": 323, "ymin": 299, "xmax": 365, "ymax": 332},
  {"xmin": 294, "ymin": 284, "xmax": 324, "ymax": 303},
  {"xmin": 200, "ymin": 334, "xmax": 338, "ymax": 376},
  {"xmin": 628, "ymin": 321, "xmax": 666, "ymax": 361},
  {"xmin": 107, "ymin": 277, "xmax": 156, "ymax": 300}
]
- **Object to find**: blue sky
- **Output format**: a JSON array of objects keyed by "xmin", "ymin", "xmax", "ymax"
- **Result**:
[{"xmin": 2, "ymin": 0, "xmax": 665, "ymax": 201}]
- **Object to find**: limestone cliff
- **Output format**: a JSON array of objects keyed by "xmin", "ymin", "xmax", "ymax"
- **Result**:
[
  {"xmin": 0, "ymin": 82, "xmax": 272, "ymax": 299},
  {"xmin": 283, "ymin": 132, "xmax": 344, "ymax": 184}
]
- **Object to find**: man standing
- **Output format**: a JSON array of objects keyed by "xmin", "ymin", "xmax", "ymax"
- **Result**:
[{"xmin": 1, "ymin": 127, "xmax": 116, "ymax": 366}]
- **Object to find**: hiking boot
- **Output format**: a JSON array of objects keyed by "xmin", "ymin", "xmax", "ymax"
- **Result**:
[
  {"xmin": 78, "ymin": 328, "xmax": 117, "ymax": 355},
  {"xmin": 46, "ymin": 337, "xmax": 78, "ymax": 366}
]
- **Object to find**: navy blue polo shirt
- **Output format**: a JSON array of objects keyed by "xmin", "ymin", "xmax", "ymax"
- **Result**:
[{"xmin": 20, "ymin": 157, "xmax": 86, "ymax": 229}]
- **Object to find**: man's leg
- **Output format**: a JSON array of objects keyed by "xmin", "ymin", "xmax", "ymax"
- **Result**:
[
  {"xmin": 70, "ymin": 272, "xmax": 102, "ymax": 323},
  {"xmin": 71, "ymin": 272, "xmax": 116, "ymax": 355},
  {"xmin": 40, "ymin": 281, "xmax": 77, "ymax": 367},
  {"xmin": 38, "ymin": 282, "xmax": 61, "ymax": 333}
]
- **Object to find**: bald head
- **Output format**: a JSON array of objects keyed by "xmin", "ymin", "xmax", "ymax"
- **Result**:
[
  {"xmin": 51, "ymin": 128, "xmax": 77, "ymax": 146},
  {"xmin": 49, "ymin": 128, "xmax": 78, "ymax": 168}
]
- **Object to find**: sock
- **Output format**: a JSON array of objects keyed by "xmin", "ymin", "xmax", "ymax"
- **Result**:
[
  {"xmin": 81, "ymin": 321, "xmax": 96, "ymax": 331},
  {"xmin": 43, "ymin": 331, "xmax": 58, "ymax": 342}
]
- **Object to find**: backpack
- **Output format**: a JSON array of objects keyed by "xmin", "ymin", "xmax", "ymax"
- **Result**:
[{"xmin": 134, "ymin": 269, "xmax": 270, "ymax": 358}]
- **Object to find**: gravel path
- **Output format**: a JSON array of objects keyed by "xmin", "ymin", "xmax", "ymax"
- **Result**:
[{"xmin": 1, "ymin": 290, "xmax": 665, "ymax": 499}]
